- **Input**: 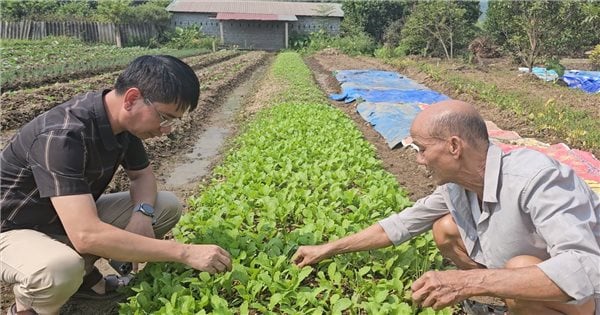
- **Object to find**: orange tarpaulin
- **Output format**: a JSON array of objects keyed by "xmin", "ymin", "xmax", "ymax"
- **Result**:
[{"xmin": 494, "ymin": 142, "xmax": 600, "ymax": 194}]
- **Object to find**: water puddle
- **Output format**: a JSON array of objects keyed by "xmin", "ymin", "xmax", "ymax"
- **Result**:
[{"xmin": 163, "ymin": 65, "xmax": 266, "ymax": 187}]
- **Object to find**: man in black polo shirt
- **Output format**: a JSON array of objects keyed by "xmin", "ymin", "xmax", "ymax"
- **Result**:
[{"xmin": 1, "ymin": 55, "xmax": 232, "ymax": 315}]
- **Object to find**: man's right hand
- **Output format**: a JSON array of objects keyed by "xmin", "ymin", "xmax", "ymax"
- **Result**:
[
  {"xmin": 182, "ymin": 244, "xmax": 232, "ymax": 274},
  {"xmin": 292, "ymin": 244, "xmax": 332, "ymax": 267}
]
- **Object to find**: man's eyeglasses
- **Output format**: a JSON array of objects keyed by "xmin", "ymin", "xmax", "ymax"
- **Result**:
[{"xmin": 144, "ymin": 98, "xmax": 181, "ymax": 128}]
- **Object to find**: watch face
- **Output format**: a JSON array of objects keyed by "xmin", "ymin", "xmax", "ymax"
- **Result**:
[{"xmin": 139, "ymin": 203, "xmax": 155, "ymax": 215}]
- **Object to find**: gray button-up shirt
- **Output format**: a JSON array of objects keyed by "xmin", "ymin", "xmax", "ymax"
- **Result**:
[{"xmin": 379, "ymin": 143, "xmax": 600, "ymax": 306}]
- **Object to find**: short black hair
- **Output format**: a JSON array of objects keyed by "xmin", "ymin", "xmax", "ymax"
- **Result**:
[{"xmin": 115, "ymin": 55, "xmax": 199, "ymax": 112}]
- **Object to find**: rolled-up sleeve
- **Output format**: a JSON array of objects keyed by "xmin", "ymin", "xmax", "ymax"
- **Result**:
[
  {"xmin": 523, "ymin": 165, "xmax": 600, "ymax": 301},
  {"xmin": 378, "ymin": 186, "xmax": 450, "ymax": 245}
]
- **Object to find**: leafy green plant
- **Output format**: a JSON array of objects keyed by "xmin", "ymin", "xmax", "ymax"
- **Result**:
[
  {"xmin": 294, "ymin": 29, "xmax": 376, "ymax": 56},
  {"xmin": 0, "ymin": 36, "xmax": 205, "ymax": 91},
  {"xmin": 544, "ymin": 57, "xmax": 565, "ymax": 77},
  {"xmin": 165, "ymin": 25, "xmax": 216, "ymax": 50},
  {"xmin": 590, "ymin": 44, "xmax": 600, "ymax": 70}
]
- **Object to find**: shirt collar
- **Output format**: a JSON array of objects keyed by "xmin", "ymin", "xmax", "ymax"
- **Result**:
[
  {"xmin": 93, "ymin": 89, "xmax": 121, "ymax": 151},
  {"xmin": 482, "ymin": 142, "xmax": 502, "ymax": 204}
]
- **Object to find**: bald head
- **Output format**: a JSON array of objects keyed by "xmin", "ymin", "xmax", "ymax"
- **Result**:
[{"xmin": 411, "ymin": 100, "xmax": 489, "ymax": 148}]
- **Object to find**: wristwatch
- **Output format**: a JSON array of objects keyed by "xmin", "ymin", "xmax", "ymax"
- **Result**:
[{"xmin": 133, "ymin": 203, "xmax": 156, "ymax": 225}]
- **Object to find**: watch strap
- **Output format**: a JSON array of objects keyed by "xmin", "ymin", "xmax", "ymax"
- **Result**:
[{"xmin": 133, "ymin": 203, "xmax": 156, "ymax": 225}]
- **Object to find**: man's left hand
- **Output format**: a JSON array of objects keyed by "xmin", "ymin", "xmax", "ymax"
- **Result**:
[
  {"xmin": 411, "ymin": 270, "xmax": 469, "ymax": 310},
  {"xmin": 124, "ymin": 212, "xmax": 156, "ymax": 271}
]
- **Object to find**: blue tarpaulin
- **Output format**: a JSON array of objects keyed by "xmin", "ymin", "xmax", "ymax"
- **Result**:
[
  {"xmin": 329, "ymin": 70, "xmax": 445, "ymax": 103},
  {"xmin": 331, "ymin": 88, "xmax": 449, "ymax": 104},
  {"xmin": 357, "ymin": 102, "xmax": 424, "ymax": 148},
  {"xmin": 518, "ymin": 67, "xmax": 600, "ymax": 94},
  {"xmin": 335, "ymin": 70, "xmax": 428, "ymax": 90},
  {"xmin": 329, "ymin": 70, "xmax": 449, "ymax": 148},
  {"xmin": 561, "ymin": 70, "xmax": 600, "ymax": 94},
  {"xmin": 518, "ymin": 67, "xmax": 559, "ymax": 81}
]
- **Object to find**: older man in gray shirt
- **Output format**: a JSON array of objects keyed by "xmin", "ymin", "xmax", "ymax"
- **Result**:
[{"xmin": 292, "ymin": 100, "xmax": 599, "ymax": 314}]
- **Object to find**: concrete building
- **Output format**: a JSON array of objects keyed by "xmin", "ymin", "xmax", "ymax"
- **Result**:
[{"xmin": 166, "ymin": 0, "xmax": 344, "ymax": 51}]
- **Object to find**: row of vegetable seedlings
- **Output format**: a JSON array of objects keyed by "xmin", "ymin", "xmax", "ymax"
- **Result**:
[{"xmin": 121, "ymin": 52, "xmax": 449, "ymax": 315}]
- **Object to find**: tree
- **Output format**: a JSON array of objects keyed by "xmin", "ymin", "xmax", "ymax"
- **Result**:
[
  {"xmin": 0, "ymin": 0, "xmax": 61, "ymax": 21},
  {"xmin": 383, "ymin": 19, "xmax": 404, "ymax": 48},
  {"xmin": 483, "ymin": 1, "xmax": 595, "ymax": 69},
  {"xmin": 547, "ymin": 1, "xmax": 597, "ymax": 57},
  {"xmin": 400, "ymin": 1, "xmax": 476, "ymax": 60},
  {"xmin": 95, "ymin": 0, "xmax": 133, "ymax": 47},
  {"xmin": 579, "ymin": 1, "xmax": 600, "ymax": 53},
  {"xmin": 54, "ymin": 1, "xmax": 94, "ymax": 22},
  {"xmin": 458, "ymin": 1, "xmax": 481, "ymax": 25},
  {"xmin": 129, "ymin": 0, "xmax": 172, "ymax": 26},
  {"xmin": 341, "ymin": 0, "xmax": 409, "ymax": 42}
]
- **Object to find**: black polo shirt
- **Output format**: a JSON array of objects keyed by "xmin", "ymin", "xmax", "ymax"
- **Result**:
[{"xmin": 0, "ymin": 90, "xmax": 149, "ymax": 235}]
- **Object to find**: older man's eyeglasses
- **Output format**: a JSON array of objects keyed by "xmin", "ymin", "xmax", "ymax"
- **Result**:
[{"xmin": 144, "ymin": 98, "xmax": 181, "ymax": 128}]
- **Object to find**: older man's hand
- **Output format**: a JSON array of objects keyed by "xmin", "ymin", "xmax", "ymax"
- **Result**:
[
  {"xmin": 411, "ymin": 270, "xmax": 470, "ymax": 310},
  {"xmin": 291, "ymin": 244, "xmax": 332, "ymax": 267}
]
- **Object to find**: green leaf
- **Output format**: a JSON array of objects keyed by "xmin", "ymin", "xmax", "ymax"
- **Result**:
[
  {"xmin": 358, "ymin": 266, "xmax": 371, "ymax": 277},
  {"xmin": 198, "ymin": 272, "xmax": 211, "ymax": 282},
  {"xmin": 297, "ymin": 266, "xmax": 313, "ymax": 284},
  {"xmin": 332, "ymin": 297, "xmax": 352, "ymax": 313},
  {"xmin": 268, "ymin": 292, "xmax": 284, "ymax": 310}
]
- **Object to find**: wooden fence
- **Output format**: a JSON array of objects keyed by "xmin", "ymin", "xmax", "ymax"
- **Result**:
[{"xmin": 0, "ymin": 21, "xmax": 158, "ymax": 47}]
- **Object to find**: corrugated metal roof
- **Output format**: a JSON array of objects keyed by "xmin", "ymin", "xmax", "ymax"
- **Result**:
[
  {"xmin": 216, "ymin": 12, "xmax": 298, "ymax": 21},
  {"xmin": 167, "ymin": 0, "xmax": 343, "ymax": 17}
]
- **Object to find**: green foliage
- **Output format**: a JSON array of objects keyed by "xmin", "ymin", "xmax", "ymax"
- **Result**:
[
  {"xmin": 128, "ymin": 0, "xmax": 172, "ymax": 26},
  {"xmin": 457, "ymin": 1, "xmax": 481, "ymax": 25},
  {"xmin": 0, "ymin": 0, "xmax": 61, "ymax": 21},
  {"xmin": 382, "ymin": 19, "xmax": 404, "ymax": 48},
  {"xmin": 333, "ymin": 32, "xmax": 376, "ymax": 56},
  {"xmin": 270, "ymin": 52, "xmax": 327, "ymax": 104},
  {"xmin": 0, "ymin": 0, "xmax": 172, "ymax": 25},
  {"xmin": 484, "ymin": 1, "xmax": 599, "ymax": 67},
  {"xmin": 400, "ymin": 1, "xmax": 477, "ymax": 59},
  {"xmin": 165, "ymin": 26, "xmax": 215, "ymax": 50},
  {"xmin": 54, "ymin": 1, "xmax": 94, "ymax": 21},
  {"xmin": 121, "ymin": 52, "xmax": 448, "ymax": 314},
  {"xmin": 374, "ymin": 45, "xmax": 406, "ymax": 59},
  {"xmin": 590, "ymin": 45, "xmax": 600, "ymax": 70},
  {"xmin": 294, "ymin": 29, "xmax": 376, "ymax": 56},
  {"xmin": 0, "ymin": 36, "xmax": 203, "ymax": 90},
  {"xmin": 341, "ymin": 0, "xmax": 410, "ymax": 42},
  {"xmin": 95, "ymin": 0, "xmax": 132, "ymax": 23},
  {"xmin": 544, "ymin": 57, "xmax": 565, "ymax": 77},
  {"xmin": 289, "ymin": 32, "xmax": 311, "ymax": 50},
  {"xmin": 544, "ymin": 1, "xmax": 597, "ymax": 57}
]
